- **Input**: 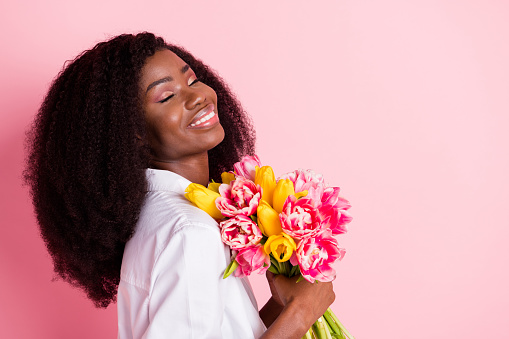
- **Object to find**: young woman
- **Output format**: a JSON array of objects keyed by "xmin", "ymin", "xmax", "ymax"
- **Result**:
[{"xmin": 25, "ymin": 32, "xmax": 335, "ymax": 338}]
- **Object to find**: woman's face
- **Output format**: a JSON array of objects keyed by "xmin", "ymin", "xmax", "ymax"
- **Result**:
[{"xmin": 140, "ymin": 49, "xmax": 224, "ymax": 163}]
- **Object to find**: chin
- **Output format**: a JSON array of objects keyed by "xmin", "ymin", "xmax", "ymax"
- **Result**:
[
  {"xmin": 202, "ymin": 124, "xmax": 224, "ymax": 150},
  {"xmin": 209, "ymin": 125, "xmax": 225, "ymax": 149}
]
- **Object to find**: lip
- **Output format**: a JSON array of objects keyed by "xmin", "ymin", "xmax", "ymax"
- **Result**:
[{"xmin": 187, "ymin": 104, "xmax": 219, "ymax": 129}]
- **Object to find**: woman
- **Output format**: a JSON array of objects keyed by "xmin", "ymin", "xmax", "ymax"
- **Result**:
[{"xmin": 25, "ymin": 32, "xmax": 334, "ymax": 338}]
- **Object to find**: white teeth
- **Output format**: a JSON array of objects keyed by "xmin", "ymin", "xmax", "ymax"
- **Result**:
[{"xmin": 190, "ymin": 111, "xmax": 215, "ymax": 127}]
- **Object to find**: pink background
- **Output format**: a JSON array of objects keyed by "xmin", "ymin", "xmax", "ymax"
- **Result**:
[{"xmin": 1, "ymin": 1, "xmax": 508, "ymax": 338}]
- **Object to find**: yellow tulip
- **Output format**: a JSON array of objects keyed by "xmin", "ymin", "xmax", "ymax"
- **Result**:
[
  {"xmin": 257, "ymin": 200, "xmax": 282, "ymax": 236},
  {"xmin": 221, "ymin": 171, "xmax": 236, "ymax": 184},
  {"xmin": 207, "ymin": 182, "xmax": 221, "ymax": 193},
  {"xmin": 254, "ymin": 166, "xmax": 277, "ymax": 206},
  {"xmin": 264, "ymin": 232, "xmax": 297, "ymax": 262},
  {"xmin": 273, "ymin": 179, "xmax": 295, "ymax": 214},
  {"xmin": 185, "ymin": 183, "xmax": 224, "ymax": 219}
]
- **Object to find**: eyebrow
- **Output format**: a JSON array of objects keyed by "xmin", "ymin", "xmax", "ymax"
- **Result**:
[{"xmin": 145, "ymin": 64, "xmax": 191, "ymax": 94}]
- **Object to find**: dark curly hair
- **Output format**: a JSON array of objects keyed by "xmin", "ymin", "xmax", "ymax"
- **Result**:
[{"xmin": 24, "ymin": 32, "xmax": 256, "ymax": 308}]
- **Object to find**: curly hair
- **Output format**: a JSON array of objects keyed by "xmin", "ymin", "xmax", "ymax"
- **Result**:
[{"xmin": 24, "ymin": 32, "xmax": 256, "ymax": 308}]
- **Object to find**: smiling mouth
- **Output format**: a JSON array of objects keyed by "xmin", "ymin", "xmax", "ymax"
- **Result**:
[{"xmin": 188, "ymin": 104, "xmax": 219, "ymax": 128}]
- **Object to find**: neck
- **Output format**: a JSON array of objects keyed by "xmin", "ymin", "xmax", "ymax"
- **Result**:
[{"xmin": 150, "ymin": 153, "xmax": 210, "ymax": 186}]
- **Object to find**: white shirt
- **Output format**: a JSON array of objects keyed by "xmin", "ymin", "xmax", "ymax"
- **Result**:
[{"xmin": 117, "ymin": 168, "xmax": 266, "ymax": 339}]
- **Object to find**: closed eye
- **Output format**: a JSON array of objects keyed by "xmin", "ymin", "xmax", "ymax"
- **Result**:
[
  {"xmin": 189, "ymin": 78, "xmax": 200, "ymax": 86},
  {"xmin": 158, "ymin": 94, "xmax": 174, "ymax": 103}
]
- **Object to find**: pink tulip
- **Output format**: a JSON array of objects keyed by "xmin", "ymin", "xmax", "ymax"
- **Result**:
[
  {"xmin": 321, "ymin": 187, "xmax": 351, "ymax": 210},
  {"xmin": 320, "ymin": 187, "xmax": 353, "ymax": 235},
  {"xmin": 219, "ymin": 215, "xmax": 263, "ymax": 249},
  {"xmin": 319, "ymin": 206, "xmax": 352, "ymax": 235},
  {"xmin": 295, "ymin": 231, "xmax": 346, "ymax": 283},
  {"xmin": 279, "ymin": 169, "xmax": 326, "ymax": 203},
  {"xmin": 233, "ymin": 155, "xmax": 262, "ymax": 181},
  {"xmin": 234, "ymin": 245, "xmax": 270, "ymax": 277},
  {"xmin": 216, "ymin": 177, "xmax": 261, "ymax": 217},
  {"xmin": 279, "ymin": 195, "xmax": 326, "ymax": 239}
]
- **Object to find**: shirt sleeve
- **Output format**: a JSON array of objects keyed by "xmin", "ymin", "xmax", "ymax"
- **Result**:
[{"xmin": 142, "ymin": 223, "xmax": 228, "ymax": 339}]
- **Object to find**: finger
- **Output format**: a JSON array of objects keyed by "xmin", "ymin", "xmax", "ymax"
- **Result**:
[
  {"xmin": 273, "ymin": 275, "xmax": 301, "ymax": 290},
  {"xmin": 266, "ymin": 270, "xmax": 275, "ymax": 281}
]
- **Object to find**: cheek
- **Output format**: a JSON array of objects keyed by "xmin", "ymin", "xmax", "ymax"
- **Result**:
[
  {"xmin": 145, "ymin": 118, "xmax": 182, "ymax": 155},
  {"xmin": 149, "ymin": 108, "xmax": 182, "ymax": 137},
  {"xmin": 156, "ymin": 119, "xmax": 183, "ymax": 147}
]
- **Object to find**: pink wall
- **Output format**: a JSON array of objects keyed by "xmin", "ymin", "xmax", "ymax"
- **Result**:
[{"xmin": 1, "ymin": 1, "xmax": 508, "ymax": 338}]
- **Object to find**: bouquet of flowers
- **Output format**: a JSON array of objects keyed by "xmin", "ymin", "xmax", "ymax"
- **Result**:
[{"xmin": 185, "ymin": 155, "xmax": 354, "ymax": 339}]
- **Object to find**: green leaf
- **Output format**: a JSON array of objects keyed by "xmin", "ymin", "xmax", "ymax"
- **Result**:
[
  {"xmin": 223, "ymin": 259, "xmax": 239, "ymax": 279},
  {"xmin": 290, "ymin": 264, "xmax": 300, "ymax": 277},
  {"xmin": 269, "ymin": 255, "xmax": 280, "ymax": 268},
  {"xmin": 268, "ymin": 265, "xmax": 279, "ymax": 274}
]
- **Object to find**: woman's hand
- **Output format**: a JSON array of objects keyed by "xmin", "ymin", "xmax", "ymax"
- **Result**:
[
  {"xmin": 270, "ymin": 271, "xmax": 335, "ymax": 325},
  {"xmin": 266, "ymin": 271, "xmax": 285, "ymax": 307},
  {"xmin": 259, "ymin": 271, "xmax": 335, "ymax": 338}
]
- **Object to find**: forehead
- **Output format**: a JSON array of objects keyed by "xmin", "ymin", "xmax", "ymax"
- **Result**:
[{"xmin": 140, "ymin": 49, "xmax": 187, "ymax": 86}]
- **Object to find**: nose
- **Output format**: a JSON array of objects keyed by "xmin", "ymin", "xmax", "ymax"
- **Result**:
[{"xmin": 184, "ymin": 86, "xmax": 207, "ymax": 111}]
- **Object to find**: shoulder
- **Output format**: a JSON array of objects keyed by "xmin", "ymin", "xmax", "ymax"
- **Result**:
[
  {"xmin": 140, "ymin": 168, "xmax": 220, "ymax": 235},
  {"xmin": 141, "ymin": 189, "xmax": 219, "ymax": 235},
  {"xmin": 120, "ymin": 188, "xmax": 223, "ymax": 289}
]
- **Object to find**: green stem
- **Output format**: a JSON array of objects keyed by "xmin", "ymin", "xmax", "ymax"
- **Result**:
[
  {"xmin": 312, "ymin": 317, "xmax": 327, "ymax": 339},
  {"xmin": 324, "ymin": 317, "xmax": 334, "ymax": 335},
  {"xmin": 323, "ymin": 309, "xmax": 341, "ymax": 334},
  {"xmin": 327, "ymin": 308, "xmax": 355, "ymax": 339},
  {"xmin": 279, "ymin": 260, "xmax": 287, "ymax": 276},
  {"xmin": 276, "ymin": 260, "xmax": 283, "ymax": 275},
  {"xmin": 301, "ymin": 328, "xmax": 313, "ymax": 339},
  {"xmin": 311, "ymin": 324, "xmax": 320, "ymax": 339},
  {"xmin": 282, "ymin": 261, "xmax": 289, "ymax": 276},
  {"xmin": 269, "ymin": 255, "xmax": 281, "ymax": 274},
  {"xmin": 322, "ymin": 316, "xmax": 333, "ymax": 339}
]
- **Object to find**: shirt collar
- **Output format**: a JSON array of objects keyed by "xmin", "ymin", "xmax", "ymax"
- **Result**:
[{"xmin": 145, "ymin": 168, "xmax": 192, "ymax": 193}]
